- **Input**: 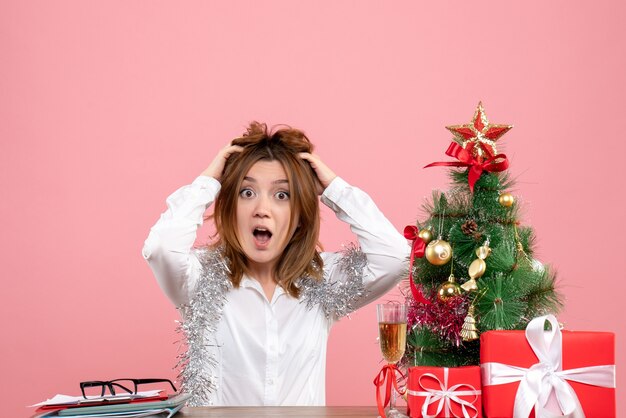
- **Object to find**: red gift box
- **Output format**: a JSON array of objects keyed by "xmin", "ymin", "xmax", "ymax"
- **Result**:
[
  {"xmin": 407, "ymin": 366, "xmax": 482, "ymax": 418},
  {"xmin": 480, "ymin": 315, "xmax": 615, "ymax": 417}
]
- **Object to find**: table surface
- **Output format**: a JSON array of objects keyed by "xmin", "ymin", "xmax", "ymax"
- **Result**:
[{"xmin": 178, "ymin": 406, "xmax": 384, "ymax": 417}]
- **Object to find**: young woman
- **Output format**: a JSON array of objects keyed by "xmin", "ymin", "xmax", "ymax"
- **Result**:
[{"xmin": 143, "ymin": 122, "xmax": 409, "ymax": 406}]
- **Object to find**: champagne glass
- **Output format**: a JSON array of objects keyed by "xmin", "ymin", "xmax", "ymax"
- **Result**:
[{"xmin": 377, "ymin": 303, "xmax": 408, "ymax": 418}]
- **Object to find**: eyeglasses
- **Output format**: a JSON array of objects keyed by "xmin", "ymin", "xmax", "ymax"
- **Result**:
[{"xmin": 79, "ymin": 378, "xmax": 177, "ymax": 399}]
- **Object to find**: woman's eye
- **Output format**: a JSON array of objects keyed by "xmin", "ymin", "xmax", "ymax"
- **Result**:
[
  {"xmin": 239, "ymin": 188, "xmax": 255, "ymax": 198},
  {"xmin": 275, "ymin": 191, "xmax": 290, "ymax": 200}
]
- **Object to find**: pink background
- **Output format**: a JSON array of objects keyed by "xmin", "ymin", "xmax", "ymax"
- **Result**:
[{"xmin": 2, "ymin": 1, "xmax": 624, "ymax": 416}]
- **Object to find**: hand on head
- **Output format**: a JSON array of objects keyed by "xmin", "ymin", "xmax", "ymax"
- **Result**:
[
  {"xmin": 299, "ymin": 153, "xmax": 337, "ymax": 195},
  {"xmin": 201, "ymin": 123, "xmax": 336, "ymax": 195},
  {"xmin": 201, "ymin": 143, "xmax": 244, "ymax": 181}
]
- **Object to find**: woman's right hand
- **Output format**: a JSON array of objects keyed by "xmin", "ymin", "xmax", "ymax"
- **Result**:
[{"xmin": 200, "ymin": 143, "xmax": 244, "ymax": 181}]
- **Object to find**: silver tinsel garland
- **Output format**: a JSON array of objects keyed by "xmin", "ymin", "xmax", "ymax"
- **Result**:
[
  {"xmin": 175, "ymin": 244, "xmax": 368, "ymax": 405},
  {"xmin": 299, "ymin": 244, "xmax": 368, "ymax": 320},
  {"xmin": 176, "ymin": 247, "xmax": 231, "ymax": 406}
]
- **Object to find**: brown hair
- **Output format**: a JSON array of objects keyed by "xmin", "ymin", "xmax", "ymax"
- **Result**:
[{"xmin": 212, "ymin": 121, "xmax": 323, "ymax": 297}]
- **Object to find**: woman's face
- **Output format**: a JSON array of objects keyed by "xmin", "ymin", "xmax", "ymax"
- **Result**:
[{"xmin": 236, "ymin": 160, "xmax": 297, "ymax": 273}]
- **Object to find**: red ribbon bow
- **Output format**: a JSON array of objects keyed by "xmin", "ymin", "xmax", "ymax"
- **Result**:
[
  {"xmin": 403, "ymin": 225, "xmax": 430, "ymax": 305},
  {"xmin": 425, "ymin": 142, "xmax": 509, "ymax": 192},
  {"xmin": 374, "ymin": 364, "xmax": 406, "ymax": 418}
]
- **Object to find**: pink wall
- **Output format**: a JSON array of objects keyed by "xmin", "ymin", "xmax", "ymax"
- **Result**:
[{"xmin": 2, "ymin": 1, "xmax": 624, "ymax": 416}]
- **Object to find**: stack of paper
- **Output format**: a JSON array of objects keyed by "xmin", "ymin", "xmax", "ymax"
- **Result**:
[{"xmin": 30, "ymin": 392, "xmax": 190, "ymax": 418}]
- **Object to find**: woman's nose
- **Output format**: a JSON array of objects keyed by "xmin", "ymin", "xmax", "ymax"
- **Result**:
[{"xmin": 253, "ymin": 194, "xmax": 271, "ymax": 217}]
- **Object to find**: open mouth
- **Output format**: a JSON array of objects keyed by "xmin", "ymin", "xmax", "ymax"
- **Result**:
[{"xmin": 253, "ymin": 227, "xmax": 273, "ymax": 246}]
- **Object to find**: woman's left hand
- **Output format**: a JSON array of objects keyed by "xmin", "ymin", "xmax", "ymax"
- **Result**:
[{"xmin": 299, "ymin": 152, "xmax": 337, "ymax": 194}]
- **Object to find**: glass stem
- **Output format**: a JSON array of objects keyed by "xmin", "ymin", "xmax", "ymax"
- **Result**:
[
  {"xmin": 390, "ymin": 385, "xmax": 397, "ymax": 412},
  {"xmin": 389, "ymin": 363, "xmax": 397, "ymax": 412}
]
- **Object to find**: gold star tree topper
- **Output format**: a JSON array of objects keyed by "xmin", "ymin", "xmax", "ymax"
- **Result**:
[{"xmin": 446, "ymin": 102, "xmax": 513, "ymax": 160}]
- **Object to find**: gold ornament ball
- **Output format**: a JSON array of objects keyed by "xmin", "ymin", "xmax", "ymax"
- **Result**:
[
  {"xmin": 425, "ymin": 239, "xmax": 452, "ymax": 265},
  {"xmin": 418, "ymin": 228, "xmax": 434, "ymax": 244},
  {"xmin": 498, "ymin": 193, "xmax": 515, "ymax": 207},
  {"xmin": 437, "ymin": 280, "xmax": 462, "ymax": 302}
]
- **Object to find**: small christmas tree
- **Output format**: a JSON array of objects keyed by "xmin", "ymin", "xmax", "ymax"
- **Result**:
[{"xmin": 404, "ymin": 102, "xmax": 562, "ymax": 367}]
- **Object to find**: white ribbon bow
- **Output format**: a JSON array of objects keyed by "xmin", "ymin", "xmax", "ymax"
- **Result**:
[
  {"xmin": 407, "ymin": 367, "xmax": 481, "ymax": 418},
  {"xmin": 481, "ymin": 315, "xmax": 616, "ymax": 418}
]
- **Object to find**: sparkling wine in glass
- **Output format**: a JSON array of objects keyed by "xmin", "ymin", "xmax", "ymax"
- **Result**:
[{"xmin": 377, "ymin": 303, "xmax": 408, "ymax": 418}]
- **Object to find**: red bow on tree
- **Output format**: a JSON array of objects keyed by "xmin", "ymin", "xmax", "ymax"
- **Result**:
[
  {"xmin": 424, "ymin": 142, "xmax": 509, "ymax": 192},
  {"xmin": 403, "ymin": 225, "xmax": 430, "ymax": 305}
]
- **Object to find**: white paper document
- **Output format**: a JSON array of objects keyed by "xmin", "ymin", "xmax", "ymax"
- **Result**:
[{"xmin": 31, "ymin": 390, "xmax": 163, "ymax": 407}]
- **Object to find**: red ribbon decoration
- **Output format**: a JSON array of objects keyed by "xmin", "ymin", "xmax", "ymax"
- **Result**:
[
  {"xmin": 374, "ymin": 364, "xmax": 406, "ymax": 418},
  {"xmin": 403, "ymin": 225, "xmax": 431, "ymax": 305},
  {"xmin": 424, "ymin": 142, "xmax": 509, "ymax": 192}
]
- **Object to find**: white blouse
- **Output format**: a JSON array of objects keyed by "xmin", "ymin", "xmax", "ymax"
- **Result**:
[{"xmin": 142, "ymin": 175, "xmax": 409, "ymax": 406}]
